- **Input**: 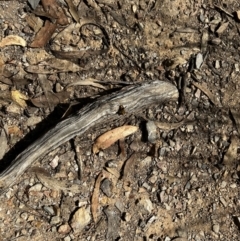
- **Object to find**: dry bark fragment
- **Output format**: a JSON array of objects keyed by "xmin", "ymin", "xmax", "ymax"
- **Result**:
[
  {"xmin": 41, "ymin": 0, "xmax": 68, "ymax": 25},
  {"xmin": 30, "ymin": 20, "xmax": 57, "ymax": 47}
]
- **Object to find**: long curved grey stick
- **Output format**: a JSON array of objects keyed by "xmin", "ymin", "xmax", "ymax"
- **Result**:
[{"xmin": 0, "ymin": 80, "xmax": 178, "ymax": 194}]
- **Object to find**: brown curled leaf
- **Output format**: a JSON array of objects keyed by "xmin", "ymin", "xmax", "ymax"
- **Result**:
[{"xmin": 93, "ymin": 125, "xmax": 138, "ymax": 154}]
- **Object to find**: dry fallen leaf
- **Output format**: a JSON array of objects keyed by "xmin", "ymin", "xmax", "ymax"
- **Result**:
[
  {"xmin": 30, "ymin": 167, "xmax": 80, "ymax": 193},
  {"xmin": 192, "ymin": 81, "xmax": 222, "ymax": 107},
  {"xmin": 31, "ymin": 91, "xmax": 70, "ymax": 108},
  {"xmin": 11, "ymin": 90, "xmax": 28, "ymax": 108},
  {"xmin": 91, "ymin": 172, "xmax": 104, "ymax": 223},
  {"xmin": 93, "ymin": 125, "xmax": 138, "ymax": 154},
  {"xmin": 8, "ymin": 125, "xmax": 23, "ymax": 136},
  {"xmin": 0, "ymin": 35, "xmax": 26, "ymax": 48}
]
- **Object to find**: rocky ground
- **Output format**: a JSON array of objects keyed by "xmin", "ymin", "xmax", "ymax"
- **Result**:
[{"xmin": 0, "ymin": 0, "xmax": 239, "ymax": 240}]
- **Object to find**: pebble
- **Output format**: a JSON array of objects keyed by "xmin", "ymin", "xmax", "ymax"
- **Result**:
[
  {"xmin": 219, "ymin": 196, "xmax": 227, "ymax": 207},
  {"xmin": 195, "ymin": 53, "xmax": 203, "ymax": 69},
  {"xmin": 70, "ymin": 207, "xmax": 91, "ymax": 232},
  {"xmin": 43, "ymin": 206, "xmax": 55, "ymax": 216},
  {"xmin": 29, "ymin": 183, "xmax": 42, "ymax": 192},
  {"xmin": 26, "ymin": 116, "xmax": 42, "ymax": 127},
  {"xmin": 146, "ymin": 121, "xmax": 157, "ymax": 143},
  {"xmin": 58, "ymin": 223, "xmax": 71, "ymax": 234},
  {"xmin": 213, "ymin": 223, "xmax": 220, "ymax": 234},
  {"xmin": 50, "ymin": 216, "xmax": 61, "ymax": 225},
  {"xmin": 220, "ymin": 181, "xmax": 227, "ymax": 188}
]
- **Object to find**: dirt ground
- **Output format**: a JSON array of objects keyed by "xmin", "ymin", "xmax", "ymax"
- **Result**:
[{"xmin": 0, "ymin": 0, "xmax": 239, "ymax": 240}]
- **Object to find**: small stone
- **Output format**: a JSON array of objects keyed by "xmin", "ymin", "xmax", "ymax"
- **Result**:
[
  {"xmin": 157, "ymin": 161, "xmax": 168, "ymax": 173},
  {"xmin": 58, "ymin": 223, "xmax": 71, "ymax": 234},
  {"xmin": 70, "ymin": 207, "xmax": 91, "ymax": 232},
  {"xmin": 195, "ymin": 53, "xmax": 203, "ymax": 69},
  {"xmin": 146, "ymin": 121, "xmax": 157, "ymax": 143},
  {"xmin": 29, "ymin": 183, "xmax": 42, "ymax": 192},
  {"xmin": 215, "ymin": 60, "xmax": 220, "ymax": 69},
  {"xmin": 164, "ymin": 236, "xmax": 171, "ymax": 241},
  {"xmin": 216, "ymin": 22, "xmax": 229, "ymax": 34},
  {"xmin": 26, "ymin": 116, "xmax": 42, "ymax": 127},
  {"xmin": 140, "ymin": 156, "xmax": 152, "ymax": 167},
  {"xmin": 100, "ymin": 178, "xmax": 113, "ymax": 197},
  {"xmin": 50, "ymin": 216, "xmax": 61, "ymax": 225},
  {"xmin": 43, "ymin": 206, "xmax": 55, "ymax": 216},
  {"xmin": 63, "ymin": 236, "xmax": 71, "ymax": 241},
  {"xmin": 219, "ymin": 197, "xmax": 227, "ymax": 207},
  {"xmin": 55, "ymin": 82, "xmax": 63, "ymax": 93},
  {"xmin": 210, "ymin": 38, "xmax": 221, "ymax": 45},
  {"xmin": 49, "ymin": 156, "xmax": 59, "ymax": 169},
  {"xmin": 230, "ymin": 183, "xmax": 237, "ymax": 188},
  {"xmin": 6, "ymin": 103, "xmax": 22, "ymax": 115},
  {"xmin": 213, "ymin": 223, "xmax": 220, "ymax": 234},
  {"xmin": 235, "ymin": 10, "xmax": 240, "ymax": 21},
  {"xmin": 138, "ymin": 196, "xmax": 153, "ymax": 213},
  {"xmin": 220, "ymin": 181, "xmax": 227, "ymax": 188},
  {"xmin": 20, "ymin": 212, "xmax": 28, "ymax": 220}
]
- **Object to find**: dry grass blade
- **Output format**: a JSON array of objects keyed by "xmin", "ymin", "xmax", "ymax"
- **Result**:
[
  {"xmin": 93, "ymin": 125, "xmax": 138, "ymax": 154},
  {"xmin": 192, "ymin": 82, "xmax": 222, "ymax": 107},
  {"xmin": 67, "ymin": 78, "xmax": 107, "ymax": 90}
]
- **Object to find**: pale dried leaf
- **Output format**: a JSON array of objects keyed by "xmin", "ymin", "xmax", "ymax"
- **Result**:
[
  {"xmin": 31, "ymin": 91, "xmax": 70, "ymax": 108},
  {"xmin": 91, "ymin": 172, "xmax": 105, "ymax": 223},
  {"xmin": 11, "ymin": 90, "xmax": 28, "ymax": 108},
  {"xmin": 0, "ymin": 35, "xmax": 26, "ymax": 48},
  {"xmin": 67, "ymin": 78, "xmax": 106, "ymax": 90},
  {"xmin": 31, "ymin": 167, "xmax": 81, "ymax": 193},
  {"xmin": 93, "ymin": 125, "xmax": 138, "ymax": 154}
]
